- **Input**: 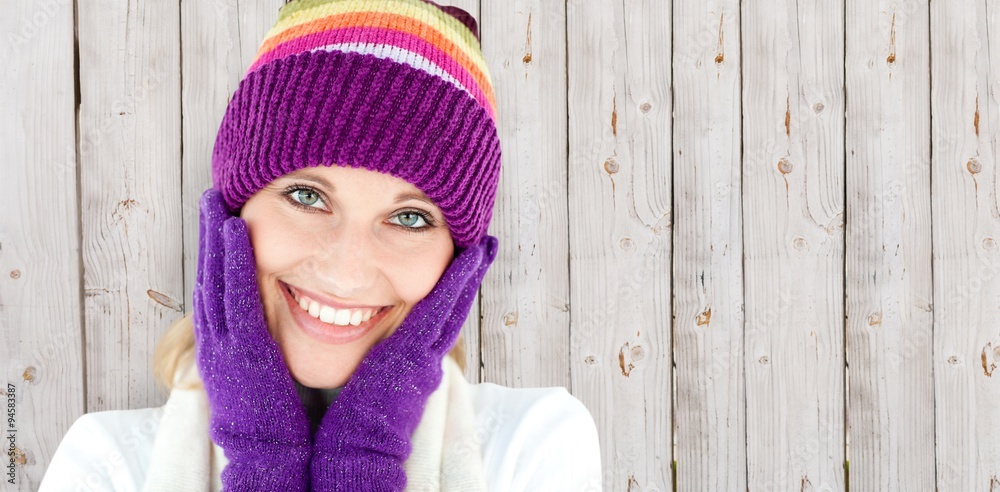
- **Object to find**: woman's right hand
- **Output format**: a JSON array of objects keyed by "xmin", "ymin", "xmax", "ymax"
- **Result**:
[{"xmin": 192, "ymin": 188, "xmax": 311, "ymax": 490}]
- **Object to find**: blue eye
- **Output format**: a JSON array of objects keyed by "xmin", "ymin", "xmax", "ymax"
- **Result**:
[
  {"xmin": 286, "ymin": 187, "xmax": 325, "ymax": 209},
  {"xmin": 390, "ymin": 211, "xmax": 433, "ymax": 231}
]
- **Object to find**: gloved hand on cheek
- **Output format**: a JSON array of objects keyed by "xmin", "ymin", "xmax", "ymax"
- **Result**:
[
  {"xmin": 310, "ymin": 233, "xmax": 499, "ymax": 491},
  {"xmin": 193, "ymin": 188, "xmax": 312, "ymax": 490}
]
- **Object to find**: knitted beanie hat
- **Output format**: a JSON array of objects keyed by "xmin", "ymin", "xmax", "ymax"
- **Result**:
[{"xmin": 211, "ymin": 0, "xmax": 501, "ymax": 249}]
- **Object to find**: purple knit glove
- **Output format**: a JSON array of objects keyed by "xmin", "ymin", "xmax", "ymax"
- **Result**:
[
  {"xmin": 192, "ymin": 188, "xmax": 311, "ymax": 490},
  {"xmin": 310, "ymin": 234, "xmax": 499, "ymax": 491}
]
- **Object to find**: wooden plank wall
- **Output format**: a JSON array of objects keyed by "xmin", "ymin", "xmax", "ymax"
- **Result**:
[
  {"xmin": 742, "ymin": 1, "xmax": 847, "ymax": 490},
  {"xmin": 567, "ymin": 0, "xmax": 672, "ymax": 489},
  {"xmin": 78, "ymin": 0, "xmax": 183, "ymax": 414},
  {"xmin": 846, "ymin": 0, "xmax": 933, "ymax": 490},
  {"xmin": 930, "ymin": 1, "xmax": 1000, "ymax": 490},
  {"xmin": 5, "ymin": 1, "xmax": 1000, "ymax": 491},
  {"xmin": 2, "ymin": 1, "xmax": 83, "ymax": 489},
  {"xmin": 672, "ymin": 0, "xmax": 744, "ymax": 490}
]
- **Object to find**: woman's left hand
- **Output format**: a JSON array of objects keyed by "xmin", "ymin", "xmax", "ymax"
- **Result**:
[{"xmin": 310, "ymin": 234, "xmax": 499, "ymax": 491}]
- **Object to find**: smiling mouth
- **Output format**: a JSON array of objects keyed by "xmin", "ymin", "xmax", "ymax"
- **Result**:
[
  {"xmin": 280, "ymin": 281, "xmax": 389, "ymax": 328},
  {"xmin": 279, "ymin": 281, "xmax": 392, "ymax": 345}
]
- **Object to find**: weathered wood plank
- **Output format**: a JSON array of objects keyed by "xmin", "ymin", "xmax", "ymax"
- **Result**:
[
  {"xmin": 671, "ymin": 0, "xmax": 746, "ymax": 489},
  {"xmin": 741, "ymin": 0, "xmax": 846, "ymax": 489},
  {"xmin": 930, "ymin": 1, "xmax": 1000, "ymax": 490},
  {"xmin": 845, "ymin": 0, "xmax": 934, "ymax": 489},
  {"xmin": 479, "ymin": 0, "xmax": 570, "ymax": 389},
  {"xmin": 79, "ymin": 0, "xmax": 183, "ymax": 410},
  {"xmin": 0, "ymin": 2, "xmax": 83, "ymax": 488},
  {"xmin": 181, "ymin": 0, "xmax": 290, "ymax": 326},
  {"xmin": 567, "ymin": 0, "xmax": 673, "ymax": 489}
]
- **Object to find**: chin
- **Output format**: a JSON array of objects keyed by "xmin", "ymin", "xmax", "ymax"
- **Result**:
[
  {"xmin": 289, "ymin": 366, "xmax": 352, "ymax": 389},
  {"xmin": 282, "ymin": 340, "xmax": 362, "ymax": 389},
  {"xmin": 275, "ymin": 317, "xmax": 392, "ymax": 389}
]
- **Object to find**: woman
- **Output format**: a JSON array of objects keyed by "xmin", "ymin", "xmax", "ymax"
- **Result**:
[{"xmin": 40, "ymin": 0, "xmax": 602, "ymax": 490}]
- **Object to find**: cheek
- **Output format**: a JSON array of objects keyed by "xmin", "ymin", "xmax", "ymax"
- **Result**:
[
  {"xmin": 249, "ymin": 217, "xmax": 319, "ymax": 278},
  {"xmin": 389, "ymin": 245, "xmax": 455, "ymax": 308},
  {"xmin": 246, "ymin": 218, "xmax": 322, "ymax": 325}
]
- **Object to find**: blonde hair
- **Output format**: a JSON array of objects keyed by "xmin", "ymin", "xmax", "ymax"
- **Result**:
[{"xmin": 153, "ymin": 312, "xmax": 467, "ymax": 391}]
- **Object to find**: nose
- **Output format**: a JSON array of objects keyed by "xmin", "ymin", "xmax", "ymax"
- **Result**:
[{"xmin": 299, "ymin": 223, "xmax": 376, "ymax": 299}]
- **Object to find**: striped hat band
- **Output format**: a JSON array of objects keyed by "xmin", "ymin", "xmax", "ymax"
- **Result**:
[{"xmin": 249, "ymin": 0, "xmax": 497, "ymax": 121}]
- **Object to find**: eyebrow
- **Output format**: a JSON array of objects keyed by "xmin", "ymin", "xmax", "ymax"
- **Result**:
[{"xmin": 288, "ymin": 171, "xmax": 437, "ymax": 207}]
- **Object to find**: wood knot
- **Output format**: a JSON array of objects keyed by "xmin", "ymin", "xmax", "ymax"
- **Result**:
[
  {"xmin": 619, "ymin": 342, "xmax": 637, "ymax": 377},
  {"xmin": 696, "ymin": 308, "xmax": 712, "ymax": 326},
  {"xmin": 604, "ymin": 158, "xmax": 620, "ymax": 174},
  {"xmin": 11, "ymin": 446, "xmax": 27, "ymax": 465},
  {"xmin": 983, "ymin": 342, "xmax": 1000, "ymax": 376},
  {"xmin": 629, "ymin": 345, "xmax": 645, "ymax": 362},
  {"xmin": 778, "ymin": 157, "xmax": 793, "ymax": 174},
  {"xmin": 147, "ymin": 289, "xmax": 183, "ymax": 311}
]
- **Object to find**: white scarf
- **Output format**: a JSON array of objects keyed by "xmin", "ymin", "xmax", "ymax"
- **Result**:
[{"xmin": 141, "ymin": 357, "xmax": 487, "ymax": 491}]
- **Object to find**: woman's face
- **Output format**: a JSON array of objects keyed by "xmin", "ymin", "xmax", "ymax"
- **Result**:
[{"xmin": 239, "ymin": 165, "xmax": 455, "ymax": 388}]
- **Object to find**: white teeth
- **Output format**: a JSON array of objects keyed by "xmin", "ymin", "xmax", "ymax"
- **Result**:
[
  {"xmin": 349, "ymin": 309, "xmax": 364, "ymax": 326},
  {"xmin": 319, "ymin": 305, "xmax": 337, "ymax": 323},
  {"xmin": 290, "ymin": 287, "xmax": 381, "ymax": 327}
]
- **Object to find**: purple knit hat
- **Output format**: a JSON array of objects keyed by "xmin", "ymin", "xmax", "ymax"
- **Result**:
[{"xmin": 211, "ymin": 0, "xmax": 501, "ymax": 249}]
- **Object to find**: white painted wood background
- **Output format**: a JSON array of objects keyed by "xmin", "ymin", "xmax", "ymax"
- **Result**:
[{"xmin": 3, "ymin": 0, "xmax": 995, "ymax": 490}]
